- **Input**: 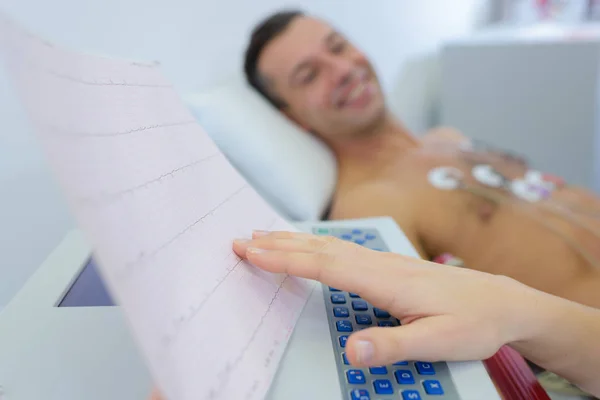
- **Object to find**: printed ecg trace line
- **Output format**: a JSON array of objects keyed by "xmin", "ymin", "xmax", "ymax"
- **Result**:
[
  {"xmin": 207, "ymin": 275, "xmax": 290, "ymax": 400},
  {"xmin": 163, "ymin": 217, "xmax": 279, "ymax": 345},
  {"xmin": 124, "ymin": 185, "xmax": 249, "ymax": 270},
  {"xmin": 162, "ymin": 258, "xmax": 244, "ymax": 347},
  {"xmin": 78, "ymin": 152, "xmax": 220, "ymax": 205},
  {"xmin": 1, "ymin": 17, "xmax": 169, "ymax": 88},
  {"xmin": 45, "ymin": 120, "xmax": 197, "ymax": 138},
  {"xmin": 46, "ymin": 69, "xmax": 172, "ymax": 87},
  {"xmin": 6, "ymin": 44, "xmax": 170, "ymax": 88},
  {"xmin": 8, "ymin": 21, "xmax": 158, "ymax": 71}
]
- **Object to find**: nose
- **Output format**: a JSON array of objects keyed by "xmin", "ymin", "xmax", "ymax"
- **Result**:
[{"xmin": 325, "ymin": 54, "xmax": 354, "ymax": 87}]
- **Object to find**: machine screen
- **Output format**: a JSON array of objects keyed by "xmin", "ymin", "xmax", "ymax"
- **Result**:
[{"xmin": 57, "ymin": 256, "xmax": 116, "ymax": 307}]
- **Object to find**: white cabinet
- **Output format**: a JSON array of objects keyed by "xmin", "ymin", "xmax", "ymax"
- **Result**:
[{"xmin": 439, "ymin": 25, "xmax": 600, "ymax": 192}]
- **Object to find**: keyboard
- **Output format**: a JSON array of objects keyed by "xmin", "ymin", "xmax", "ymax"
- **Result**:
[{"xmin": 312, "ymin": 226, "xmax": 461, "ymax": 400}]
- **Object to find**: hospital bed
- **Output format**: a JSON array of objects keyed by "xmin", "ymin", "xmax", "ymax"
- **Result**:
[{"xmin": 0, "ymin": 72, "xmax": 579, "ymax": 400}]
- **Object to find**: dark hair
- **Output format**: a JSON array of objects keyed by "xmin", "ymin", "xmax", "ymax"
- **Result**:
[{"xmin": 244, "ymin": 10, "xmax": 304, "ymax": 108}]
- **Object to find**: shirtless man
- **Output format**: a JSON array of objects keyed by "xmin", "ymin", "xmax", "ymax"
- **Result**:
[{"xmin": 243, "ymin": 10, "xmax": 600, "ymax": 310}]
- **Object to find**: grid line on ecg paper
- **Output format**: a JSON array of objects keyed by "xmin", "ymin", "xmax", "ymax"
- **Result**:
[
  {"xmin": 45, "ymin": 120, "xmax": 198, "ymax": 138},
  {"xmin": 209, "ymin": 275, "xmax": 290, "ymax": 400},
  {"xmin": 163, "ymin": 217, "xmax": 279, "ymax": 346},
  {"xmin": 123, "ymin": 185, "xmax": 249, "ymax": 270},
  {"xmin": 78, "ymin": 152, "xmax": 220, "ymax": 205}
]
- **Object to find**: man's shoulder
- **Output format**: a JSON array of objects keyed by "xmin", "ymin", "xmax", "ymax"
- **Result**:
[{"xmin": 420, "ymin": 126, "xmax": 470, "ymax": 147}]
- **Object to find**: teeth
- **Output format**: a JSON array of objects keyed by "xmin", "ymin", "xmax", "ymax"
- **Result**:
[
  {"xmin": 347, "ymin": 83, "xmax": 365, "ymax": 103},
  {"xmin": 332, "ymin": 70, "xmax": 369, "ymax": 108}
]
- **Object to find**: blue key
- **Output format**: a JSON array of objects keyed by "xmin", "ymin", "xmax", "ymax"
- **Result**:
[
  {"xmin": 352, "ymin": 229, "xmax": 362, "ymax": 235},
  {"xmin": 378, "ymin": 320, "xmax": 394, "ymax": 327},
  {"xmin": 355, "ymin": 314, "xmax": 372, "ymax": 325},
  {"xmin": 336, "ymin": 320, "xmax": 353, "ymax": 332},
  {"xmin": 373, "ymin": 308, "xmax": 390, "ymax": 318},
  {"xmin": 395, "ymin": 370, "xmax": 415, "ymax": 384},
  {"xmin": 354, "ymin": 239, "xmax": 366, "ymax": 245},
  {"xmin": 339, "ymin": 335, "xmax": 348, "ymax": 347},
  {"xmin": 415, "ymin": 362, "xmax": 435, "ymax": 375},
  {"xmin": 402, "ymin": 390, "xmax": 422, "ymax": 400},
  {"xmin": 365, "ymin": 233, "xmax": 376, "ymax": 240},
  {"xmin": 334, "ymin": 306, "xmax": 350, "ymax": 317},
  {"xmin": 423, "ymin": 380, "xmax": 444, "ymax": 395},
  {"xmin": 342, "ymin": 353, "xmax": 349, "ymax": 365},
  {"xmin": 350, "ymin": 389, "xmax": 370, "ymax": 400},
  {"xmin": 393, "ymin": 361, "xmax": 409, "ymax": 366},
  {"xmin": 349, "ymin": 292, "xmax": 360, "ymax": 298},
  {"xmin": 352, "ymin": 300, "xmax": 368, "ymax": 311},
  {"xmin": 341, "ymin": 234, "xmax": 352, "ymax": 240},
  {"xmin": 369, "ymin": 366, "xmax": 388, "ymax": 375},
  {"xmin": 347, "ymin": 369, "xmax": 366, "ymax": 384},
  {"xmin": 329, "ymin": 286, "xmax": 341, "ymax": 292},
  {"xmin": 331, "ymin": 294, "xmax": 346, "ymax": 304},
  {"xmin": 373, "ymin": 379, "xmax": 394, "ymax": 395}
]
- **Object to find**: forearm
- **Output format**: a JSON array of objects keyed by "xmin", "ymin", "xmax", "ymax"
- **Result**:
[{"xmin": 508, "ymin": 289, "xmax": 600, "ymax": 396}]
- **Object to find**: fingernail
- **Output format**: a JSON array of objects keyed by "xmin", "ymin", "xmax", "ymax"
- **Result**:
[
  {"xmin": 234, "ymin": 239, "xmax": 250, "ymax": 244},
  {"xmin": 247, "ymin": 247, "xmax": 267, "ymax": 254},
  {"xmin": 355, "ymin": 340, "xmax": 375, "ymax": 364},
  {"xmin": 252, "ymin": 230, "xmax": 270, "ymax": 237}
]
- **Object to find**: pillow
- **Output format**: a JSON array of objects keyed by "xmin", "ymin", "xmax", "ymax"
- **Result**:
[{"xmin": 183, "ymin": 76, "xmax": 337, "ymax": 221}]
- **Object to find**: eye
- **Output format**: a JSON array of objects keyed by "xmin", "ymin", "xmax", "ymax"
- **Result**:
[{"xmin": 301, "ymin": 69, "xmax": 318, "ymax": 84}]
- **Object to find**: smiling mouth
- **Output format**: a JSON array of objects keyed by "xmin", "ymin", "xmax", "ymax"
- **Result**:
[
  {"xmin": 346, "ymin": 82, "xmax": 367, "ymax": 103},
  {"xmin": 332, "ymin": 69, "xmax": 374, "ymax": 109}
]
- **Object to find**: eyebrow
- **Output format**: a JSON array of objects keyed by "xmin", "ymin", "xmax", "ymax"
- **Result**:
[
  {"xmin": 324, "ymin": 31, "xmax": 341, "ymax": 45},
  {"xmin": 288, "ymin": 31, "xmax": 340, "ymax": 86}
]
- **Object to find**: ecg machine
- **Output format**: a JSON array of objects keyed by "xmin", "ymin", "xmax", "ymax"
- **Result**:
[{"xmin": 0, "ymin": 216, "xmax": 500, "ymax": 400}]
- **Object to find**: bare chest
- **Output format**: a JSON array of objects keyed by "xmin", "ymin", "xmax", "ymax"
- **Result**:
[{"xmin": 379, "ymin": 150, "xmax": 600, "ymax": 298}]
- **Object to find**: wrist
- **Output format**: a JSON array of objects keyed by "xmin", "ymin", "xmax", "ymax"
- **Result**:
[
  {"xmin": 502, "ymin": 281, "xmax": 576, "ymax": 369},
  {"xmin": 494, "ymin": 276, "xmax": 558, "ymax": 346},
  {"xmin": 495, "ymin": 280, "xmax": 600, "ymax": 397}
]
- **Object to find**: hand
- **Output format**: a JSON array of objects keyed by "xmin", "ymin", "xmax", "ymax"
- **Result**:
[
  {"xmin": 148, "ymin": 230, "xmax": 600, "ymax": 399},
  {"xmin": 232, "ymin": 230, "xmax": 542, "ymax": 367}
]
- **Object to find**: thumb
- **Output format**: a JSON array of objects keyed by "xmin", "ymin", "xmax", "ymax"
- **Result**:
[{"xmin": 345, "ymin": 316, "xmax": 463, "ymax": 367}]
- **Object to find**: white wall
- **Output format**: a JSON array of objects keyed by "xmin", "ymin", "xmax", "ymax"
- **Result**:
[{"xmin": 0, "ymin": 0, "xmax": 486, "ymax": 307}]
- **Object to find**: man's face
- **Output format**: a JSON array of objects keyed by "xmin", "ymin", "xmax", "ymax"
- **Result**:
[{"xmin": 258, "ymin": 16, "xmax": 387, "ymax": 142}]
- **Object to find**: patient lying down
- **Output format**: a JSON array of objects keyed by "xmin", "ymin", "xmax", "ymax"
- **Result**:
[{"xmin": 244, "ymin": 10, "xmax": 600, "ymax": 312}]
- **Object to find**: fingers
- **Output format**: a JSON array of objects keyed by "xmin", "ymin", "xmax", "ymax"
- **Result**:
[
  {"xmin": 233, "ymin": 231, "xmax": 406, "ymax": 300},
  {"xmin": 251, "ymin": 230, "xmax": 316, "ymax": 240},
  {"xmin": 234, "ymin": 238, "xmax": 313, "ymax": 255},
  {"xmin": 233, "ymin": 233, "xmax": 337, "ymax": 258},
  {"xmin": 345, "ymin": 316, "xmax": 471, "ymax": 367},
  {"xmin": 243, "ymin": 247, "xmax": 370, "ymax": 294}
]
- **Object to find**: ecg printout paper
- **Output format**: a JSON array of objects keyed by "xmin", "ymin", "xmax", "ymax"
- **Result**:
[{"xmin": 0, "ymin": 13, "xmax": 314, "ymax": 400}]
